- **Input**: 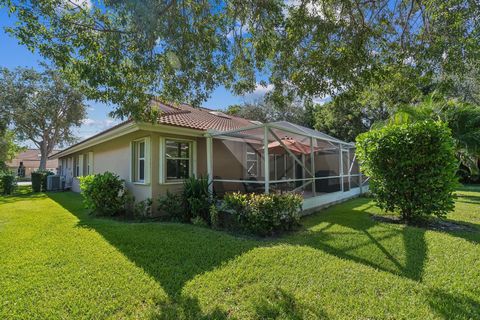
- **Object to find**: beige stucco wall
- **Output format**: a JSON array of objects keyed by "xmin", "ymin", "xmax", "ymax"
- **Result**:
[
  {"xmin": 60, "ymin": 129, "xmax": 212, "ymax": 208},
  {"xmin": 61, "ymin": 130, "xmax": 153, "ymax": 201}
]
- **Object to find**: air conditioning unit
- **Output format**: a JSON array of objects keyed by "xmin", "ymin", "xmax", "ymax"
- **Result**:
[{"xmin": 47, "ymin": 175, "xmax": 64, "ymax": 191}]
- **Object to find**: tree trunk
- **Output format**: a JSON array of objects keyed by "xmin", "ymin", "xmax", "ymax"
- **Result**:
[{"xmin": 39, "ymin": 142, "xmax": 48, "ymax": 170}]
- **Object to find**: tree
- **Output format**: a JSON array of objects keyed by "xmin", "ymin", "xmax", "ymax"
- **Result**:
[
  {"xmin": 0, "ymin": 130, "xmax": 23, "ymax": 172},
  {"xmin": 356, "ymin": 121, "xmax": 458, "ymax": 221},
  {"xmin": 313, "ymin": 64, "xmax": 428, "ymax": 141},
  {"xmin": 225, "ymin": 99, "xmax": 315, "ymax": 128},
  {"xmin": 0, "ymin": 88, "xmax": 22, "ymax": 171},
  {"xmin": 1, "ymin": 0, "xmax": 478, "ymax": 118},
  {"xmin": 0, "ymin": 67, "xmax": 87, "ymax": 170}
]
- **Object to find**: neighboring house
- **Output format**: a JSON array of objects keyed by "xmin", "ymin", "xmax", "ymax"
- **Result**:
[
  {"xmin": 7, "ymin": 149, "xmax": 59, "ymax": 178},
  {"xmin": 50, "ymin": 100, "xmax": 367, "ymax": 211}
]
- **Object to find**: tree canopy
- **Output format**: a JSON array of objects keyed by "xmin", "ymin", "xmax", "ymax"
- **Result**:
[
  {"xmin": 0, "ymin": 67, "xmax": 87, "ymax": 169},
  {"xmin": 225, "ymin": 99, "xmax": 315, "ymax": 128},
  {"xmin": 2, "ymin": 0, "xmax": 478, "ymax": 119}
]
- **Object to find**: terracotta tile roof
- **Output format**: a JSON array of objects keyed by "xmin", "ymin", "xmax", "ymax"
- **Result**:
[
  {"xmin": 6, "ymin": 149, "xmax": 59, "ymax": 169},
  {"xmin": 50, "ymin": 101, "xmax": 260, "ymax": 159},
  {"xmin": 152, "ymin": 100, "xmax": 257, "ymax": 131}
]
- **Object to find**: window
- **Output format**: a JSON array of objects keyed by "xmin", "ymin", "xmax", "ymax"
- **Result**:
[
  {"xmin": 83, "ymin": 153, "xmax": 89, "ymax": 175},
  {"xmin": 74, "ymin": 155, "xmax": 81, "ymax": 177},
  {"xmin": 86, "ymin": 152, "xmax": 93, "ymax": 175},
  {"xmin": 165, "ymin": 140, "xmax": 191, "ymax": 181},
  {"xmin": 246, "ymin": 144, "xmax": 259, "ymax": 177},
  {"xmin": 132, "ymin": 138, "xmax": 149, "ymax": 183}
]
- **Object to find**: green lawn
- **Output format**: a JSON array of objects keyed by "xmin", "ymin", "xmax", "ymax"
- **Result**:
[{"xmin": 1, "ymin": 187, "xmax": 479, "ymax": 319}]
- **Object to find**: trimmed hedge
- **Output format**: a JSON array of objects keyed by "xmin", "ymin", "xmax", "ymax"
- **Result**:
[
  {"xmin": 223, "ymin": 192, "xmax": 303, "ymax": 236},
  {"xmin": 31, "ymin": 170, "xmax": 54, "ymax": 192},
  {"xmin": 0, "ymin": 172, "xmax": 16, "ymax": 195},
  {"xmin": 79, "ymin": 172, "xmax": 126, "ymax": 216},
  {"xmin": 31, "ymin": 172, "xmax": 42, "ymax": 192},
  {"xmin": 356, "ymin": 121, "xmax": 458, "ymax": 221}
]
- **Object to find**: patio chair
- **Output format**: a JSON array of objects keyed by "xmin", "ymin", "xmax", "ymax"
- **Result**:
[{"xmin": 242, "ymin": 177, "xmax": 264, "ymax": 193}]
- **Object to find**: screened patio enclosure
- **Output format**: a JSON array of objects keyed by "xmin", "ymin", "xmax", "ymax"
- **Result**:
[{"xmin": 205, "ymin": 121, "xmax": 368, "ymax": 211}]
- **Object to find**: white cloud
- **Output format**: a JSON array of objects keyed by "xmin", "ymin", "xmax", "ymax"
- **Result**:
[
  {"xmin": 82, "ymin": 118, "xmax": 118, "ymax": 128},
  {"xmin": 312, "ymin": 95, "xmax": 331, "ymax": 105},
  {"xmin": 82, "ymin": 118, "xmax": 96, "ymax": 126},
  {"xmin": 68, "ymin": 0, "xmax": 92, "ymax": 9},
  {"xmin": 403, "ymin": 56, "xmax": 415, "ymax": 66},
  {"xmin": 241, "ymin": 83, "xmax": 274, "ymax": 101},
  {"xmin": 77, "ymin": 118, "xmax": 120, "ymax": 139},
  {"xmin": 284, "ymin": 0, "xmax": 326, "ymax": 18}
]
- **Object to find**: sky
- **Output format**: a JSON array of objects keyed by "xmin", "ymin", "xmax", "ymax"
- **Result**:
[{"xmin": 0, "ymin": 9, "xmax": 271, "ymax": 143}]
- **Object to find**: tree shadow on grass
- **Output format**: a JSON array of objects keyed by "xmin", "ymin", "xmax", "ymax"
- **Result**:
[
  {"xmin": 46, "ymin": 191, "xmax": 478, "ymax": 318},
  {"xmin": 286, "ymin": 195, "xmax": 480, "ymax": 282},
  {"xmin": 444, "ymin": 191, "xmax": 480, "ymax": 244},
  {"xmin": 0, "ymin": 188, "xmax": 46, "ymax": 204},
  {"xmin": 285, "ymin": 198, "xmax": 428, "ymax": 282},
  {"xmin": 250, "ymin": 287, "xmax": 328, "ymax": 320},
  {"xmin": 46, "ymin": 192, "xmax": 257, "ymax": 318},
  {"xmin": 428, "ymin": 288, "xmax": 480, "ymax": 320},
  {"xmin": 151, "ymin": 295, "xmax": 229, "ymax": 320}
]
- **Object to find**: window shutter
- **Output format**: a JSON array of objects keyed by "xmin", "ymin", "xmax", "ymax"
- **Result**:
[
  {"xmin": 144, "ymin": 137, "xmax": 151, "ymax": 183},
  {"xmin": 88, "ymin": 152, "xmax": 94, "ymax": 174}
]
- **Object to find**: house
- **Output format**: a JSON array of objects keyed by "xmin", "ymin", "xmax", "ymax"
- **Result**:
[
  {"xmin": 7, "ymin": 149, "xmax": 59, "ymax": 179},
  {"xmin": 50, "ymin": 100, "xmax": 367, "ymax": 212}
]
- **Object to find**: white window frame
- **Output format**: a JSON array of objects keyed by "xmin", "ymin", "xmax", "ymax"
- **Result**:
[
  {"xmin": 87, "ymin": 151, "xmax": 94, "ymax": 175},
  {"xmin": 74, "ymin": 155, "xmax": 84, "ymax": 177},
  {"xmin": 131, "ymin": 137, "xmax": 151, "ymax": 184},
  {"xmin": 159, "ymin": 137, "xmax": 196, "ymax": 184}
]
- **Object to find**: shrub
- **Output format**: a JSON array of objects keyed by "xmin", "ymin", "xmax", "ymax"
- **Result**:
[
  {"xmin": 31, "ymin": 172, "xmax": 42, "ymax": 192},
  {"xmin": 223, "ymin": 192, "xmax": 303, "ymax": 236},
  {"xmin": 133, "ymin": 198, "xmax": 153, "ymax": 220},
  {"xmin": 123, "ymin": 190, "xmax": 136, "ymax": 217},
  {"xmin": 158, "ymin": 191, "xmax": 185, "ymax": 221},
  {"xmin": 182, "ymin": 176, "xmax": 213, "ymax": 223},
  {"xmin": 0, "ymin": 172, "xmax": 16, "ymax": 195},
  {"xmin": 31, "ymin": 170, "xmax": 54, "ymax": 192},
  {"xmin": 79, "ymin": 172, "xmax": 126, "ymax": 216},
  {"xmin": 356, "ymin": 121, "xmax": 458, "ymax": 221},
  {"xmin": 209, "ymin": 204, "xmax": 219, "ymax": 229},
  {"xmin": 119, "ymin": 190, "xmax": 152, "ymax": 220},
  {"xmin": 191, "ymin": 216, "xmax": 208, "ymax": 227}
]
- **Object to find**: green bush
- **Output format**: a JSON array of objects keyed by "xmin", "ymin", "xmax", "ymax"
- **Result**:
[
  {"xmin": 31, "ymin": 170, "xmax": 54, "ymax": 192},
  {"xmin": 120, "ymin": 190, "xmax": 152, "ymax": 220},
  {"xmin": 31, "ymin": 172, "xmax": 42, "ymax": 192},
  {"xmin": 79, "ymin": 172, "xmax": 126, "ymax": 216},
  {"xmin": 158, "ymin": 176, "xmax": 213, "ymax": 223},
  {"xmin": 223, "ymin": 192, "xmax": 303, "ymax": 236},
  {"xmin": 182, "ymin": 176, "xmax": 212, "ymax": 223},
  {"xmin": 191, "ymin": 216, "xmax": 209, "ymax": 227},
  {"xmin": 209, "ymin": 204, "xmax": 219, "ymax": 229},
  {"xmin": 158, "ymin": 191, "xmax": 186, "ymax": 221},
  {"xmin": 133, "ymin": 198, "xmax": 153, "ymax": 220},
  {"xmin": 356, "ymin": 121, "xmax": 458, "ymax": 221},
  {"xmin": 0, "ymin": 172, "xmax": 16, "ymax": 195}
]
